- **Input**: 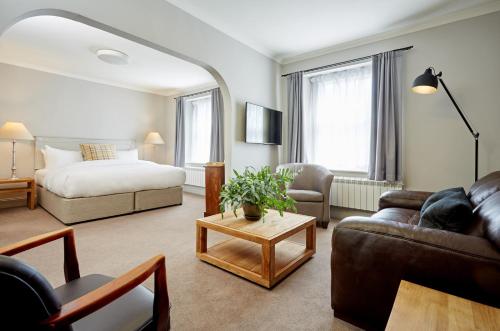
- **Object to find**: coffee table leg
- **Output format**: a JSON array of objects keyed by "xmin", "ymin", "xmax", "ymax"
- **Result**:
[
  {"xmin": 261, "ymin": 242, "xmax": 275, "ymax": 286},
  {"xmin": 306, "ymin": 222, "xmax": 316, "ymax": 253},
  {"xmin": 196, "ymin": 224, "xmax": 207, "ymax": 254}
]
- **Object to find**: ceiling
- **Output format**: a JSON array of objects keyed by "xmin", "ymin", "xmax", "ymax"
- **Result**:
[
  {"xmin": 165, "ymin": 0, "xmax": 500, "ymax": 63},
  {"xmin": 0, "ymin": 16, "xmax": 216, "ymax": 96}
]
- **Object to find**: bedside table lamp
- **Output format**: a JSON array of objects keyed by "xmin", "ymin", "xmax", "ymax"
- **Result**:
[
  {"xmin": 412, "ymin": 67, "xmax": 480, "ymax": 181},
  {"xmin": 0, "ymin": 121, "xmax": 34, "ymax": 179},
  {"xmin": 144, "ymin": 132, "xmax": 165, "ymax": 161}
]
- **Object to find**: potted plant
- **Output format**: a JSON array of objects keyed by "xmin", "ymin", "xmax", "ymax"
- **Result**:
[{"xmin": 219, "ymin": 166, "xmax": 296, "ymax": 221}]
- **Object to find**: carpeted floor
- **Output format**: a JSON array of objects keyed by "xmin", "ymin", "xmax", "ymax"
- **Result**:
[{"xmin": 0, "ymin": 193, "xmax": 360, "ymax": 330}]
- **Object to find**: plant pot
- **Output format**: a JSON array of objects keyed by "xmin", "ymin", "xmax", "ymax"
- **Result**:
[{"xmin": 242, "ymin": 204, "xmax": 262, "ymax": 221}]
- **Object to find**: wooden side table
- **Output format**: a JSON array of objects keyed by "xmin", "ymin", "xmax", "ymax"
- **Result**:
[
  {"xmin": 0, "ymin": 177, "xmax": 36, "ymax": 209},
  {"xmin": 386, "ymin": 280, "xmax": 500, "ymax": 330}
]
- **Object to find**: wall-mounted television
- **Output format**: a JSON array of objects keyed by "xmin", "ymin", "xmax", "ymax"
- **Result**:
[{"xmin": 245, "ymin": 102, "xmax": 282, "ymax": 145}]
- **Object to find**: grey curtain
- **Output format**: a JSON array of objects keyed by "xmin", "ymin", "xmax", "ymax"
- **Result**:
[
  {"xmin": 209, "ymin": 88, "xmax": 224, "ymax": 162},
  {"xmin": 174, "ymin": 97, "xmax": 185, "ymax": 167},
  {"xmin": 368, "ymin": 51, "xmax": 403, "ymax": 181},
  {"xmin": 287, "ymin": 71, "xmax": 304, "ymax": 163}
]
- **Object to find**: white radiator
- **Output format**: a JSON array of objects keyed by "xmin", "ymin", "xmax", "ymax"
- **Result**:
[
  {"xmin": 331, "ymin": 177, "xmax": 404, "ymax": 212},
  {"xmin": 184, "ymin": 166, "xmax": 205, "ymax": 187}
]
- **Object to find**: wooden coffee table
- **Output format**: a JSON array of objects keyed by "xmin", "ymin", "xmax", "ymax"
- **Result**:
[{"xmin": 196, "ymin": 209, "xmax": 316, "ymax": 288}]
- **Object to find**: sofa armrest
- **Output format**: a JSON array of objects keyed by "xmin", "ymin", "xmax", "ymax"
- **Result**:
[
  {"xmin": 378, "ymin": 190, "xmax": 433, "ymax": 211},
  {"xmin": 331, "ymin": 217, "xmax": 500, "ymax": 330}
]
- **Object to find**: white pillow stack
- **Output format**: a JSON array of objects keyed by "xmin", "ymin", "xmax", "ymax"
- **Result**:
[
  {"xmin": 42, "ymin": 145, "xmax": 83, "ymax": 169},
  {"xmin": 116, "ymin": 149, "xmax": 139, "ymax": 161}
]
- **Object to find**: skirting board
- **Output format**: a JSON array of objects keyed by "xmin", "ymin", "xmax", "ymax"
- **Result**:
[{"xmin": 37, "ymin": 186, "xmax": 183, "ymax": 224}]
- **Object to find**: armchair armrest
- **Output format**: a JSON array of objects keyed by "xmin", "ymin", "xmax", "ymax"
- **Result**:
[
  {"xmin": 378, "ymin": 190, "xmax": 433, "ymax": 211},
  {"xmin": 0, "ymin": 228, "xmax": 80, "ymax": 282},
  {"xmin": 43, "ymin": 254, "xmax": 169, "ymax": 331},
  {"xmin": 331, "ymin": 217, "xmax": 500, "ymax": 329}
]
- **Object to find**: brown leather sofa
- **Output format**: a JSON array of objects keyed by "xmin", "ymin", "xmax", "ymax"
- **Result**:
[{"xmin": 331, "ymin": 172, "xmax": 500, "ymax": 330}]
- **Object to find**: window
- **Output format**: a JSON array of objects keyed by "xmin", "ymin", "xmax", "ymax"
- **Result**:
[
  {"xmin": 184, "ymin": 94, "xmax": 212, "ymax": 165},
  {"xmin": 303, "ymin": 61, "xmax": 372, "ymax": 172}
]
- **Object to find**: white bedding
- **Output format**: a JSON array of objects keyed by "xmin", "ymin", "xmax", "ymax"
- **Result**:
[{"xmin": 37, "ymin": 160, "xmax": 186, "ymax": 198}]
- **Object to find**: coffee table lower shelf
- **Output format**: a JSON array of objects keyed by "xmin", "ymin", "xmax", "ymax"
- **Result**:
[{"xmin": 197, "ymin": 238, "xmax": 314, "ymax": 288}]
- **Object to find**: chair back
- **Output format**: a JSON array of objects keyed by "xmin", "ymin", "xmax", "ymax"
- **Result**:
[
  {"xmin": 277, "ymin": 163, "xmax": 330, "ymax": 192},
  {"xmin": 0, "ymin": 255, "xmax": 62, "ymax": 329}
]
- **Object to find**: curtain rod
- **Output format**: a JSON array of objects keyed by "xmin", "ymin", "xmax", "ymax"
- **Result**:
[
  {"xmin": 281, "ymin": 46, "xmax": 413, "ymax": 77},
  {"xmin": 174, "ymin": 88, "xmax": 215, "ymax": 100}
]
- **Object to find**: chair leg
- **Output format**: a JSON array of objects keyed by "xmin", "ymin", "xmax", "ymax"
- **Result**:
[{"xmin": 320, "ymin": 220, "xmax": 329, "ymax": 229}]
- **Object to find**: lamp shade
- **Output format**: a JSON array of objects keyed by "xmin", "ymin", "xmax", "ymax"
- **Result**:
[
  {"xmin": 144, "ymin": 132, "xmax": 165, "ymax": 145},
  {"xmin": 412, "ymin": 68, "xmax": 439, "ymax": 94},
  {"xmin": 0, "ymin": 122, "xmax": 34, "ymax": 140}
]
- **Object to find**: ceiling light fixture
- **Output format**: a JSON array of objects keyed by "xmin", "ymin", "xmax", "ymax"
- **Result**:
[{"xmin": 96, "ymin": 49, "xmax": 129, "ymax": 65}]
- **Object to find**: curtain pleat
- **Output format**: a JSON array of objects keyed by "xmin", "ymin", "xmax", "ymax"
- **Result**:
[
  {"xmin": 368, "ymin": 51, "xmax": 403, "ymax": 181},
  {"xmin": 174, "ymin": 97, "xmax": 185, "ymax": 167},
  {"xmin": 287, "ymin": 72, "xmax": 304, "ymax": 163},
  {"xmin": 209, "ymin": 88, "xmax": 224, "ymax": 162}
]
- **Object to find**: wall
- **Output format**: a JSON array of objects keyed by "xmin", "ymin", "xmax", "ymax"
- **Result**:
[
  {"xmin": 0, "ymin": 0, "xmax": 282, "ymax": 175},
  {"xmin": 281, "ymin": 11, "xmax": 500, "ymax": 191},
  {"xmin": 0, "ymin": 63, "xmax": 167, "ymax": 178}
]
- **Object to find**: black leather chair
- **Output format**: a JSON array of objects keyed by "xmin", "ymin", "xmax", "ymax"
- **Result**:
[{"xmin": 0, "ymin": 228, "xmax": 170, "ymax": 331}]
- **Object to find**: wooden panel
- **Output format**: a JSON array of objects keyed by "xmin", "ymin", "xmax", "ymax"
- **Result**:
[
  {"xmin": 386, "ymin": 281, "xmax": 500, "ymax": 331},
  {"xmin": 204, "ymin": 162, "xmax": 225, "ymax": 217},
  {"xmin": 198, "ymin": 209, "xmax": 315, "ymax": 241}
]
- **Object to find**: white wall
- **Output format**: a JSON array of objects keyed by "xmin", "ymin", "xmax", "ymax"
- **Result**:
[
  {"xmin": 282, "ymin": 11, "xmax": 500, "ymax": 191},
  {"xmin": 0, "ymin": 63, "xmax": 167, "ymax": 178},
  {"xmin": 0, "ymin": 0, "xmax": 282, "ymax": 175}
]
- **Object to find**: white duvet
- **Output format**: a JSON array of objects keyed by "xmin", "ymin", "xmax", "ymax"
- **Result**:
[{"xmin": 39, "ymin": 160, "xmax": 186, "ymax": 198}]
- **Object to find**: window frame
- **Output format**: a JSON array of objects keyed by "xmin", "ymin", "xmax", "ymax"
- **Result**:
[{"xmin": 303, "ymin": 60, "xmax": 373, "ymax": 175}]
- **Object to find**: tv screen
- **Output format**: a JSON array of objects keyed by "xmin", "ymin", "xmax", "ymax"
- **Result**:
[{"xmin": 245, "ymin": 102, "xmax": 282, "ymax": 145}]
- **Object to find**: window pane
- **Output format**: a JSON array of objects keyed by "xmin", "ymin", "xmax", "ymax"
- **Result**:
[
  {"xmin": 185, "ymin": 96, "xmax": 212, "ymax": 164},
  {"xmin": 304, "ymin": 62, "xmax": 372, "ymax": 172}
]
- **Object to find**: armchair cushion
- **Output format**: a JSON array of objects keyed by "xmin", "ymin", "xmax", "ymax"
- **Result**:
[
  {"xmin": 54, "ymin": 274, "xmax": 154, "ymax": 331},
  {"xmin": 287, "ymin": 189, "xmax": 323, "ymax": 202},
  {"xmin": 0, "ymin": 255, "xmax": 62, "ymax": 328}
]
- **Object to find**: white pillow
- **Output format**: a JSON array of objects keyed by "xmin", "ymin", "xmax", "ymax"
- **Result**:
[
  {"xmin": 116, "ymin": 149, "xmax": 139, "ymax": 161},
  {"xmin": 42, "ymin": 145, "xmax": 83, "ymax": 169}
]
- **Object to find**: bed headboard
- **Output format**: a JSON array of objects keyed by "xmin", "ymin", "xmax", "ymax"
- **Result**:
[{"xmin": 34, "ymin": 136, "xmax": 136, "ymax": 170}]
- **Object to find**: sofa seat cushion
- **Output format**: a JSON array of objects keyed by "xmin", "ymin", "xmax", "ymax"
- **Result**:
[
  {"xmin": 372, "ymin": 208, "xmax": 420, "ymax": 225},
  {"xmin": 287, "ymin": 189, "xmax": 323, "ymax": 202},
  {"xmin": 54, "ymin": 274, "xmax": 153, "ymax": 331}
]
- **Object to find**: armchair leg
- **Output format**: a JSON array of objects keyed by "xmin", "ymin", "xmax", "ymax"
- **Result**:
[{"xmin": 320, "ymin": 220, "xmax": 329, "ymax": 229}]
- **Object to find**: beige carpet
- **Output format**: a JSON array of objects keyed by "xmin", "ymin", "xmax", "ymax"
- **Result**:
[{"xmin": 0, "ymin": 193, "xmax": 360, "ymax": 331}]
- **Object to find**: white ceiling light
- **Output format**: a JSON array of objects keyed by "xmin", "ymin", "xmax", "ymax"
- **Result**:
[{"xmin": 96, "ymin": 49, "xmax": 129, "ymax": 65}]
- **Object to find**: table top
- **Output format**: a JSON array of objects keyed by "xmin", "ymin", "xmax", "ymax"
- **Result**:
[
  {"xmin": 386, "ymin": 280, "xmax": 500, "ymax": 331},
  {"xmin": 0, "ymin": 177, "xmax": 34, "ymax": 184},
  {"xmin": 197, "ymin": 209, "xmax": 315, "ymax": 240}
]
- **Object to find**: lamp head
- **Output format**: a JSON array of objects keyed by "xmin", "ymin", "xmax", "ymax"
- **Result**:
[
  {"xmin": 0, "ymin": 122, "xmax": 34, "ymax": 141},
  {"xmin": 412, "ymin": 68, "xmax": 441, "ymax": 94}
]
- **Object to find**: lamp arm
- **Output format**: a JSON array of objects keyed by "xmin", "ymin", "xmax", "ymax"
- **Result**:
[
  {"xmin": 438, "ymin": 77, "xmax": 479, "ymax": 138},
  {"xmin": 438, "ymin": 77, "xmax": 479, "ymax": 182}
]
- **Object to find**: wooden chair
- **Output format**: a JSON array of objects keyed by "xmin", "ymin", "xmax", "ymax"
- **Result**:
[{"xmin": 0, "ymin": 228, "xmax": 170, "ymax": 331}]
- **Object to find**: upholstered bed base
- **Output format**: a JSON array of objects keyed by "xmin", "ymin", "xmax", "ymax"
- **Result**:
[{"xmin": 37, "ymin": 186, "xmax": 183, "ymax": 224}]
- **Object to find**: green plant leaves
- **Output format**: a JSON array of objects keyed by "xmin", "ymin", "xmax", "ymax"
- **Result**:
[{"xmin": 219, "ymin": 166, "xmax": 296, "ymax": 218}]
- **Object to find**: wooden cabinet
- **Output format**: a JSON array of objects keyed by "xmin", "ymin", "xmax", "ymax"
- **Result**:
[{"xmin": 204, "ymin": 162, "xmax": 225, "ymax": 217}]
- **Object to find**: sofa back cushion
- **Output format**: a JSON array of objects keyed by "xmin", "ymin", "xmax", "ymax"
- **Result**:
[
  {"xmin": 468, "ymin": 171, "xmax": 500, "ymax": 208},
  {"xmin": 473, "ymin": 191, "xmax": 500, "ymax": 249},
  {"xmin": 419, "ymin": 188, "xmax": 473, "ymax": 233}
]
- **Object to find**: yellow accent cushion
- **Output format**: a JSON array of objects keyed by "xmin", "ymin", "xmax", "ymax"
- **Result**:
[{"xmin": 80, "ymin": 144, "xmax": 117, "ymax": 161}]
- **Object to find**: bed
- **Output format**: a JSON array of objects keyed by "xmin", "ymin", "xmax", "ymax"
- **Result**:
[{"xmin": 34, "ymin": 137, "xmax": 186, "ymax": 224}]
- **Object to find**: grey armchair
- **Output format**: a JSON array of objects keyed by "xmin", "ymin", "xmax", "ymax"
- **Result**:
[{"xmin": 277, "ymin": 163, "xmax": 334, "ymax": 228}]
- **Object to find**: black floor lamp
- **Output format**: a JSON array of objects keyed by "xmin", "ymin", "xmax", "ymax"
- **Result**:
[{"xmin": 412, "ymin": 67, "xmax": 480, "ymax": 181}]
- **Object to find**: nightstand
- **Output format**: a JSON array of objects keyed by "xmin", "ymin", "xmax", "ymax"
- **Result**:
[{"xmin": 0, "ymin": 177, "xmax": 36, "ymax": 209}]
